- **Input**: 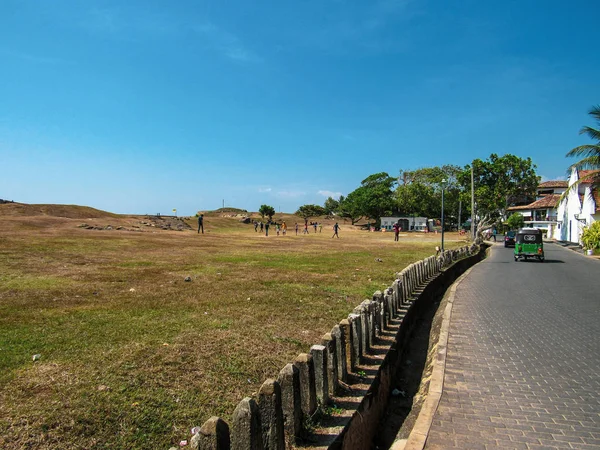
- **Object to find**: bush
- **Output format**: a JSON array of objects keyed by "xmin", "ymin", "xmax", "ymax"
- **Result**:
[
  {"xmin": 506, "ymin": 213, "xmax": 525, "ymax": 230},
  {"xmin": 581, "ymin": 221, "xmax": 600, "ymax": 250}
]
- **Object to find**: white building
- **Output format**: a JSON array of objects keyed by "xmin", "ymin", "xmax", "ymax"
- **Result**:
[
  {"xmin": 506, "ymin": 180, "xmax": 567, "ymax": 237},
  {"xmin": 380, "ymin": 216, "xmax": 430, "ymax": 231},
  {"xmin": 551, "ymin": 169, "xmax": 600, "ymax": 243}
]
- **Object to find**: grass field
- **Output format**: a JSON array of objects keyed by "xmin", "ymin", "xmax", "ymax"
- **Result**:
[{"xmin": 0, "ymin": 204, "xmax": 468, "ymax": 449}]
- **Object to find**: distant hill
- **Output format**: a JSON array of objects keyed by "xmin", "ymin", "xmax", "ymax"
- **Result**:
[
  {"xmin": 0, "ymin": 202, "xmax": 119, "ymax": 219},
  {"xmin": 210, "ymin": 207, "xmax": 248, "ymax": 214}
]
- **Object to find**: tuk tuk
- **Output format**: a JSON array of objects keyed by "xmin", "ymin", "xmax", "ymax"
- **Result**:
[{"xmin": 514, "ymin": 228, "xmax": 544, "ymax": 262}]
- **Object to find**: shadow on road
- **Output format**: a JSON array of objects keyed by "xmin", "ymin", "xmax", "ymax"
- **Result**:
[{"xmin": 515, "ymin": 259, "xmax": 565, "ymax": 264}]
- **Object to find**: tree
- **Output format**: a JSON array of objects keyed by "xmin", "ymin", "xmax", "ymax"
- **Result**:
[
  {"xmin": 323, "ymin": 196, "xmax": 340, "ymax": 216},
  {"xmin": 295, "ymin": 204, "xmax": 326, "ymax": 219},
  {"xmin": 345, "ymin": 172, "xmax": 396, "ymax": 227},
  {"xmin": 337, "ymin": 192, "xmax": 364, "ymax": 225},
  {"xmin": 506, "ymin": 213, "xmax": 525, "ymax": 230},
  {"xmin": 565, "ymin": 105, "xmax": 600, "ymax": 193},
  {"xmin": 396, "ymin": 182, "xmax": 437, "ymax": 217},
  {"xmin": 396, "ymin": 165, "xmax": 464, "ymax": 228},
  {"xmin": 258, "ymin": 204, "xmax": 275, "ymax": 221},
  {"xmin": 459, "ymin": 154, "xmax": 539, "ymax": 220}
]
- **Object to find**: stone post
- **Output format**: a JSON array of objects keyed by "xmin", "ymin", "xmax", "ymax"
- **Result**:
[
  {"xmin": 348, "ymin": 313, "xmax": 362, "ymax": 368},
  {"xmin": 415, "ymin": 262, "xmax": 420, "ymax": 286},
  {"xmin": 401, "ymin": 271, "xmax": 409, "ymax": 304},
  {"xmin": 293, "ymin": 353, "xmax": 317, "ymax": 417},
  {"xmin": 392, "ymin": 279, "xmax": 400, "ymax": 311},
  {"xmin": 231, "ymin": 397, "xmax": 263, "ymax": 450},
  {"xmin": 321, "ymin": 333, "xmax": 338, "ymax": 396},
  {"xmin": 310, "ymin": 345, "xmax": 329, "ymax": 406},
  {"xmin": 277, "ymin": 363, "xmax": 302, "ymax": 442},
  {"xmin": 258, "ymin": 379, "xmax": 285, "ymax": 450},
  {"xmin": 355, "ymin": 303, "xmax": 369, "ymax": 355},
  {"xmin": 384, "ymin": 288, "xmax": 394, "ymax": 328},
  {"xmin": 373, "ymin": 291, "xmax": 384, "ymax": 335},
  {"xmin": 336, "ymin": 321, "xmax": 350, "ymax": 381},
  {"xmin": 190, "ymin": 416, "xmax": 230, "ymax": 450}
]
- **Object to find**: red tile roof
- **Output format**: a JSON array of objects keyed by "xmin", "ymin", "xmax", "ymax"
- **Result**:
[
  {"xmin": 579, "ymin": 170, "xmax": 600, "ymax": 182},
  {"xmin": 538, "ymin": 180, "xmax": 567, "ymax": 188},
  {"xmin": 507, "ymin": 194, "xmax": 561, "ymax": 211}
]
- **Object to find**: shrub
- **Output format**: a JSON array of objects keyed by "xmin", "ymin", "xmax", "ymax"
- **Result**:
[{"xmin": 581, "ymin": 221, "xmax": 600, "ymax": 250}]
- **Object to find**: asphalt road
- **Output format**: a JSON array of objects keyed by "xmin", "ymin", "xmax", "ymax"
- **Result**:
[{"xmin": 425, "ymin": 242, "xmax": 600, "ymax": 449}]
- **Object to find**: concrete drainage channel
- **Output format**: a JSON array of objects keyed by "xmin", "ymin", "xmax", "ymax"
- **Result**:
[
  {"xmin": 177, "ymin": 244, "xmax": 488, "ymax": 450},
  {"xmin": 325, "ymin": 246, "xmax": 488, "ymax": 450}
]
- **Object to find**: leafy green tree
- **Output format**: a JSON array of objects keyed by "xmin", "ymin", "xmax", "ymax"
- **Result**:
[
  {"xmin": 396, "ymin": 182, "xmax": 437, "ymax": 217},
  {"xmin": 506, "ymin": 213, "xmax": 525, "ymax": 230},
  {"xmin": 323, "ymin": 196, "xmax": 340, "ymax": 216},
  {"xmin": 337, "ymin": 192, "xmax": 365, "ymax": 225},
  {"xmin": 258, "ymin": 204, "xmax": 275, "ymax": 221},
  {"xmin": 565, "ymin": 105, "xmax": 600, "ymax": 193},
  {"xmin": 295, "ymin": 204, "xmax": 326, "ymax": 219},
  {"xmin": 353, "ymin": 172, "xmax": 397, "ymax": 227},
  {"xmin": 459, "ymin": 154, "xmax": 539, "ymax": 220},
  {"xmin": 396, "ymin": 165, "xmax": 464, "ymax": 228}
]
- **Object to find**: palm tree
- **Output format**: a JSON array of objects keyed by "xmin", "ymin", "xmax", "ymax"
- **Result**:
[{"xmin": 565, "ymin": 105, "xmax": 600, "ymax": 189}]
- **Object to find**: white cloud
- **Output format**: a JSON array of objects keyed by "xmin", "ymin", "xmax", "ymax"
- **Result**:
[
  {"xmin": 318, "ymin": 190, "xmax": 342, "ymax": 198},
  {"xmin": 258, "ymin": 187, "xmax": 272, "ymax": 193}
]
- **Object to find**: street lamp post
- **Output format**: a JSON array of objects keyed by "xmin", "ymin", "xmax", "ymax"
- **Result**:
[{"xmin": 441, "ymin": 179, "xmax": 447, "ymax": 252}]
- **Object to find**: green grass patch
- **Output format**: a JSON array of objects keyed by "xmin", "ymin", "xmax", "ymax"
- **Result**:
[{"xmin": 0, "ymin": 273, "xmax": 74, "ymax": 290}]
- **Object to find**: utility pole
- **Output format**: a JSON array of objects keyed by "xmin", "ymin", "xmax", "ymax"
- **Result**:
[
  {"xmin": 441, "ymin": 179, "xmax": 446, "ymax": 251},
  {"xmin": 458, "ymin": 197, "xmax": 462, "ymax": 232},
  {"xmin": 470, "ymin": 164, "xmax": 475, "ymax": 239},
  {"xmin": 222, "ymin": 199, "xmax": 224, "ymax": 209}
]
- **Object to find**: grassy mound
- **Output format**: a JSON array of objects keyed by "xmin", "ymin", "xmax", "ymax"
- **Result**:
[{"xmin": 0, "ymin": 203, "xmax": 119, "ymax": 219}]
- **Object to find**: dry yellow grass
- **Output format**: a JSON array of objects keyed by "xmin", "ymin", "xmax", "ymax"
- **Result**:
[{"xmin": 0, "ymin": 204, "xmax": 467, "ymax": 449}]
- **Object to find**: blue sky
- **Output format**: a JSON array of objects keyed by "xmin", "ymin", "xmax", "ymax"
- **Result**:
[{"xmin": 1, "ymin": 0, "xmax": 599, "ymax": 215}]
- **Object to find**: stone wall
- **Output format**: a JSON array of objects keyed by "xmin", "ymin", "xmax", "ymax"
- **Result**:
[{"xmin": 178, "ymin": 244, "xmax": 484, "ymax": 450}]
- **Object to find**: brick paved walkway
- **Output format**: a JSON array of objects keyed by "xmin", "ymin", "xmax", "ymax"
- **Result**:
[{"xmin": 425, "ymin": 243, "xmax": 600, "ymax": 449}]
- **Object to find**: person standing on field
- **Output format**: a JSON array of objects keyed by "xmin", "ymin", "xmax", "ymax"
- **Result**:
[
  {"xmin": 393, "ymin": 221, "xmax": 400, "ymax": 241},
  {"xmin": 282, "ymin": 221, "xmax": 287, "ymax": 235},
  {"xmin": 295, "ymin": 223, "xmax": 299, "ymax": 235},
  {"xmin": 265, "ymin": 221, "xmax": 270, "ymax": 236},
  {"xmin": 197, "ymin": 214, "xmax": 204, "ymax": 234},
  {"xmin": 332, "ymin": 222, "xmax": 340, "ymax": 238}
]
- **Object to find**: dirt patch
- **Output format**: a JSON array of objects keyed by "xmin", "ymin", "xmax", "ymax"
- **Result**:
[{"xmin": 77, "ymin": 215, "xmax": 192, "ymax": 232}]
